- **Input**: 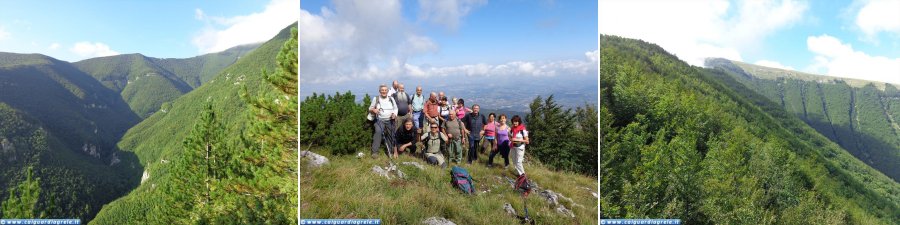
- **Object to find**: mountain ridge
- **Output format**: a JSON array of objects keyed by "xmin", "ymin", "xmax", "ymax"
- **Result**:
[{"xmin": 706, "ymin": 58, "xmax": 900, "ymax": 182}]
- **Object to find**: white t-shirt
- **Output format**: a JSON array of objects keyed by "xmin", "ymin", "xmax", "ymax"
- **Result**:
[
  {"xmin": 514, "ymin": 130, "xmax": 528, "ymax": 150},
  {"xmin": 371, "ymin": 96, "xmax": 397, "ymax": 119},
  {"xmin": 387, "ymin": 87, "xmax": 397, "ymax": 97}
]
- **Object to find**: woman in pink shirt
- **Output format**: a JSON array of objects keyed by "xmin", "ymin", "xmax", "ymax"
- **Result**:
[
  {"xmin": 455, "ymin": 98, "xmax": 471, "ymax": 120},
  {"xmin": 480, "ymin": 113, "xmax": 498, "ymax": 155}
]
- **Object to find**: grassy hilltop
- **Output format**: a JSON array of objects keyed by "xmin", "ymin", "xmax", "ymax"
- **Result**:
[{"xmin": 300, "ymin": 149, "xmax": 598, "ymax": 224}]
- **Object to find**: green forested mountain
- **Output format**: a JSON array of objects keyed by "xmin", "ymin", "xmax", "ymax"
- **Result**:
[
  {"xmin": 151, "ymin": 43, "xmax": 260, "ymax": 88},
  {"xmin": 707, "ymin": 58, "xmax": 900, "ymax": 182},
  {"xmin": 89, "ymin": 23, "xmax": 297, "ymax": 224},
  {"xmin": 600, "ymin": 35, "xmax": 899, "ymax": 224},
  {"xmin": 73, "ymin": 44, "xmax": 257, "ymax": 118},
  {"xmin": 0, "ymin": 53, "xmax": 143, "ymax": 221}
]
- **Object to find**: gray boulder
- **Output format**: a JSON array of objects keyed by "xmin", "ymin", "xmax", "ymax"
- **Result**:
[
  {"xmin": 300, "ymin": 151, "xmax": 329, "ymax": 167},
  {"xmin": 421, "ymin": 217, "xmax": 455, "ymax": 225},
  {"xmin": 503, "ymin": 203, "xmax": 517, "ymax": 216}
]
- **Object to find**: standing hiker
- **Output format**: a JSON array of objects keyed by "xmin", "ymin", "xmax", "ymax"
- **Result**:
[
  {"xmin": 509, "ymin": 115, "xmax": 529, "ymax": 177},
  {"xmin": 392, "ymin": 83, "xmax": 412, "ymax": 133},
  {"xmin": 443, "ymin": 108, "xmax": 468, "ymax": 164},
  {"xmin": 481, "ymin": 113, "xmax": 498, "ymax": 156},
  {"xmin": 455, "ymin": 98, "xmax": 471, "ymax": 120},
  {"xmin": 411, "ymin": 86, "xmax": 425, "ymax": 129},
  {"xmin": 488, "ymin": 114, "xmax": 511, "ymax": 168},
  {"xmin": 463, "ymin": 104, "xmax": 487, "ymax": 164},
  {"xmin": 438, "ymin": 96, "xmax": 452, "ymax": 129},
  {"xmin": 369, "ymin": 84, "xmax": 397, "ymax": 158},
  {"xmin": 423, "ymin": 92, "xmax": 440, "ymax": 134}
]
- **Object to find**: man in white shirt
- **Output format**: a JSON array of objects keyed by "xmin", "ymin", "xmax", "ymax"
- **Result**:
[
  {"xmin": 388, "ymin": 80, "xmax": 399, "ymax": 96},
  {"xmin": 369, "ymin": 84, "xmax": 398, "ymax": 158}
]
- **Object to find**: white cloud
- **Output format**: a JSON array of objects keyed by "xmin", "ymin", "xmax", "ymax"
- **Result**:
[
  {"xmin": 48, "ymin": 43, "xmax": 60, "ymax": 50},
  {"xmin": 855, "ymin": 0, "xmax": 900, "ymax": 39},
  {"xmin": 70, "ymin": 42, "xmax": 119, "ymax": 58},
  {"xmin": 806, "ymin": 34, "xmax": 900, "ymax": 85},
  {"xmin": 754, "ymin": 60, "xmax": 795, "ymax": 70},
  {"xmin": 418, "ymin": 0, "xmax": 486, "ymax": 30},
  {"xmin": 195, "ymin": 8, "xmax": 205, "ymax": 20},
  {"xmin": 586, "ymin": 49, "xmax": 598, "ymax": 63},
  {"xmin": 364, "ymin": 49, "xmax": 598, "ymax": 80},
  {"xmin": 192, "ymin": 0, "xmax": 298, "ymax": 54},
  {"xmin": 0, "ymin": 26, "xmax": 9, "ymax": 41},
  {"xmin": 300, "ymin": 0, "xmax": 439, "ymax": 83},
  {"xmin": 599, "ymin": 0, "xmax": 808, "ymax": 66},
  {"xmin": 300, "ymin": 0, "xmax": 593, "ymax": 84}
]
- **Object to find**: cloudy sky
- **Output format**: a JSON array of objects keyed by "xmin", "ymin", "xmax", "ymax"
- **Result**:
[
  {"xmin": 600, "ymin": 0, "xmax": 900, "ymax": 85},
  {"xmin": 0, "ymin": 0, "xmax": 298, "ymax": 62},
  {"xmin": 300, "ymin": 0, "xmax": 599, "ymax": 84}
]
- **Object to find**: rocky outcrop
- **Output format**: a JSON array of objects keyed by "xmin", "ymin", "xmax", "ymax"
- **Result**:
[
  {"xmin": 421, "ymin": 217, "xmax": 455, "ymax": 225},
  {"xmin": 372, "ymin": 163, "xmax": 405, "ymax": 180},
  {"xmin": 401, "ymin": 161, "xmax": 425, "ymax": 170},
  {"xmin": 300, "ymin": 150, "xmax": 329, "ymax": 167},
  {"xmin": 141, "ymin": 169, "xmax": 150, "ymax": 184},
  {"xmin": 503, "ymin": 203, "xmax": 516, "ymax": 216}
]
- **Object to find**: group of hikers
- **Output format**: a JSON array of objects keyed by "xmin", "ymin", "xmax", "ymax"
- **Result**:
[{"xmin": 367, "ymin": 80, "xmax": 530, "ymax": 178}]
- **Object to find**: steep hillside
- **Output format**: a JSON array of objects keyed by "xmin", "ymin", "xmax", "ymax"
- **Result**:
[
  {"xmin": 0, "ymin": 53, "xmax": 142, "ymax": 221},
  {"xmin": 707, "ymin": 58, "xmax": 900, "ymax": 181},
  {"xmin": 89, "ymin": 23, "xmax": 296, "ymax": 224},
  {"xmin": 600, "ymin": 35, "xmax": 899, "ymax": 224},
  {"xmin": 73, "ymin": 44, "xmax": 256, "ymax": 118},
  {"xmin": 73, "ymin": 54, "xmax": 192, "ymax": 118}
]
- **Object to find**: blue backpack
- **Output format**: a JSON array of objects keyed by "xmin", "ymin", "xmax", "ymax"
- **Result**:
[{"xmin": 450, "ymin": 166, "xmax": 475, "ymax": 194}]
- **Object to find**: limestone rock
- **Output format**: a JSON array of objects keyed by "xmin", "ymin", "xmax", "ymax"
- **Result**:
[
  {"xmin": 300, "ymin": 151, "xmax": 329, "ymax": 167},
  {"xmin": 421, "ymin": 217, "xmax": 455, "ymax": 225}
]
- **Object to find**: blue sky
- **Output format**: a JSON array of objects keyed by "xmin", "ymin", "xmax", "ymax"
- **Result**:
[
  {"xmin": 300, "ymin": 0, "xmax": 599, "ymax": 84},
  {"xmin": 0, "ymin": 0, "xmax": 298, "ymax": 62},
  {"xmin": 600, "ymin": 0, "xmax": 900, "ymax": 85}
]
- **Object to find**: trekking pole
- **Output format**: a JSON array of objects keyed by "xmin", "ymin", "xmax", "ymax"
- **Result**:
[{"xmin": 522, "ymin": 193, "xmax": 532, "ymax": 224}]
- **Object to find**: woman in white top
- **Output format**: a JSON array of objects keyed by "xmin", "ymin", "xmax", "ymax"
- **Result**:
[
  {"xmin": 438, "ymin": 96, "xmax": 451, "ymax": 130},
  {"xmin": 508, "ymin": 115, "xmax": 529, "ymax": 177},
  {"xmin": 368, "ymin": 84, "xmax": 397, "ymax": 158}
]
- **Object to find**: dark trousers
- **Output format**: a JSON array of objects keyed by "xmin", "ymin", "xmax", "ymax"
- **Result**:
[
  {"xmin": 488, "ymin": 140, "xmax": 510, "ymax": 166},
  {"xmin": 468, "ymin": 136, "xmax": 481, "ymax": 163},
  {"xmin": 371, "ymin": 119, "xmax": 395, "ymax": 157}
]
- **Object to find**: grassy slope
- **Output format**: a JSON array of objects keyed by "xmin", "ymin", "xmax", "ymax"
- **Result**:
[
  {"xmin": 89, "ymin": 23, "xmax": 294, "ymax": 224},
  {"xmin": 726, "ymin": 59, "xmax": 893, "ymax": 91},
  {"xmin": 300, "ymin": 149, "xmax": 598, "ymax": 224},
  {"xmin": 707, "ymin": 59, "xmax": 900, "ymax": 181}
]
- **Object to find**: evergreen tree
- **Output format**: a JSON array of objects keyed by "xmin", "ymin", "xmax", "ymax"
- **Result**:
[
  {"xmin": 1, "ymin": 167, "xmax": 40, "ymax": 218},
  {"xmin": 574, "ymin": 103, "xmax": 599, "ymax": 175},
  {"xmin": 162, "ymin": 102, "xmax": 228, "ymax": 224},
  {"xmin": 526, "ymin": 95, "xmax": 581, "ymax": 173},
  {"xmin": 229, "ymin": 26, "xmax": 297, "ymax": 224}
]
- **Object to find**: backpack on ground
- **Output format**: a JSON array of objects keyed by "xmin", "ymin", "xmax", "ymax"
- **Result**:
[
  {"xmin": 450, "ymin": 166, "xmax": 475, "ymax": 194},
  {"xmin": 515, "ymin": 174, "xmax": 532, "ymax": 197}
]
